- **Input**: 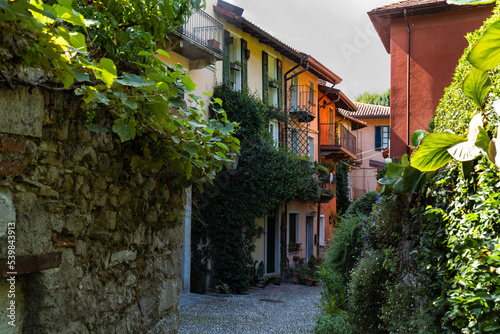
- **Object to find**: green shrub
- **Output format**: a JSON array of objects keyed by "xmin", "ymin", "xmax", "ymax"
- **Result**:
[
  {"xmin": 323, "ymin": 213, "xmax": 365, "ymax": 280},
  {"xmin": 314, "ymin": 312, "xmax": 355, "ymax": 334},
  {"xmin": 348, "ymin": 249, "xmax": 390, "ymax": 334},
  {"xmin": 317, "ymin": 266, "xmax": 347, "ymax": 315},
  {"xmin": 344, "ymin": 191, "xmax": 379, "ymax": 217},
  {"xmin": 380, "ymin": 282, "xmax": 440, "ymax": 334},
  {"xmin": 362, "ymin": 195, "xmax": 407, "ymax": 251}
]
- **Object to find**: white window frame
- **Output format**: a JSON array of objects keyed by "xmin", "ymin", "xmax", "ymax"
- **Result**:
[
  {"xmin": 229, "ymin": 34, "xmax": 242, "ymax": 92},
  {"xmin": 288, "ymin": 212, "xmax": 300, "ymax": 246},
  {"xmin": 269, "ymin": 120, "xmax": 279, "ymax": 147},
  {"xmin": 319, "ymin": 214, "xmax": 325, "ymax": 246}
]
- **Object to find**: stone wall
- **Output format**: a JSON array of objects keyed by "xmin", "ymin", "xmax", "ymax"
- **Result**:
[{"xmin": 0, "ymin": 86, "xmax": 185, "ymax": 333}]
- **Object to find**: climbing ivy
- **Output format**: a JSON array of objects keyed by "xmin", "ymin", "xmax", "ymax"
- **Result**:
[
  {"xmin": 0, "ymin": 0, "xmax": 239, "ymax": 187},
  {"xmin": 193, "ymin": 85, "xmax": 321, "ymax": 293},
  {"xmin": 335, "ymin": 161, "xmax": 350, "ymax": 215}
]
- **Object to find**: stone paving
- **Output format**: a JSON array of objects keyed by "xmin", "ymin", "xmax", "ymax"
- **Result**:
[{"xmin": 179, "ymin": 283, "xmax": 322, "ymax": 334}]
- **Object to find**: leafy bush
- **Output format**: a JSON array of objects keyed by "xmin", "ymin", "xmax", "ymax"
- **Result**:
[
  {"xmin": 348, "ymin": 249, "xmax": 390, "ymax": 334},
  {"xmin": 322, "ymin": 213, "xmax": 365, "ymax": 280},
  {"xmin": 344, "ymin": 191, "xmax": 379, "ymax": 217},
  {"xmin": 317, "ymin": 266, "xmax": 347, "ymax": 315},
  {"xmin": 362, "ymin": 195, "xmax": 407, "ymax": 251},
  {"xmin": 336, "ymin": 161, "xmax": 351, "ymax": 214},
  {"xmin": 380, "ymin": 283, "xmax": 440, "ymax": 334},
  {"xmin": 314, "ymin": 312, "xmax": 355, "ymax": 334}
]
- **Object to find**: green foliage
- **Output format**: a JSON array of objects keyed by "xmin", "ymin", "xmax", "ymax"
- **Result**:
[
  {"xmin": 348, "ymin": 249, "xmax": 390, "ymax": 334},
  {"xmin": 380, "ymin": 283, "xmax": 440, "ymax": 334},
  {"xmin": 322, "ymin": 213, "xmax": 365, "ymax": 280},
  {"xmin": 419, "ymin": 159, "xmax": 500, "ymax": 332},
  {"xmin": 355, "ymin": 88, "xmax": 390, "ymax": 107},
  {"xmin": 314, "ymin": 312, "xmax": 355, "ymax": 334},
  {"xmin": 1, "ymin": 0, "xmax": 238, "ymax": 187},
  {"xmin": 335, "ymin": 161, "xmax": 350, "ymax": 214},
  {"xmin": 344, "ymin": 191, "xmax": 378, "ymax": 217},
  {"xmin": 194, "ymin": 86, "xmax": 319, "ymax": 293},
  {"xmin": 317, "ymin": 266, "xmax": 347, "ymax": 315},
  {"xmin": 447, "ymin": 0, "xmax": 495, "ymax": 4},
  {"xmin": 362, "ymin": 195, "xmax": 407, "ymax": 251}
]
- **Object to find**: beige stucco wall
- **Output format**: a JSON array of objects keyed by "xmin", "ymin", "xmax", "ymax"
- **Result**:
[{"xmin": 351, "ymin": 117, "xmax": 390, "ymax": 198}]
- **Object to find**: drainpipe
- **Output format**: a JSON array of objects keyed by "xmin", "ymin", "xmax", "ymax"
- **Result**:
[{"xmin": 404, "ymin": 9, "xmax": 411, "ymax": 156}]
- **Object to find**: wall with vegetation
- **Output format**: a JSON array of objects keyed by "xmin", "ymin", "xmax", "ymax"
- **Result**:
[{"xmin": 0, "ymin": 89, "xmax": 186, "ymax": 333}]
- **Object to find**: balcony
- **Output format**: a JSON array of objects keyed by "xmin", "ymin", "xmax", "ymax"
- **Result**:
[
  {"xmin": 288, "ymin": 85, "xmax": 316, "ymax": 122},
  {"xmin": 167, "ymin": 10, "xmax": 224, "ymax": 67},
  {"xmin": 319, "ymin": 182, "xmax": 335, "ymax": 204},
  {"xmin": 320, "ymin": 123, "xmax": 359, "ymax": 162}
]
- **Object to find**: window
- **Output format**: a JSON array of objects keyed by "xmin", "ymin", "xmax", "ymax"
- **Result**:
[
  {"xmin": 308, "ymin": 137, "xmax": 314, "ymax": 162},
  {"xmin": 289, "ymin": 213, "xmax": 299, "ymax": 244},
  {"xmin": 229, "ymin": 34, "xmax": 242, "ymax": 91},
  {"xmin": 291, "ymin": 129, "xmax": 299, "ymax": 155},
  {"xmin": 375, "ymin": 126, "xmax": 390, "ymax": 151},
  {"xmin": 268, "ymin": 55, "xmax": 278, "ymax": 107},
  {"xmin": 319, "ymin": 215, "xmax": 325, "ymax": 246},
  {"xmin": 269, "ymin": 120, "xmax": 279, "ymax": 147}
]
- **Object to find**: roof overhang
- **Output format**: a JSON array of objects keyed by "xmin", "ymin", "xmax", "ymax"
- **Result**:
[
  {"xmin": 368, "ymin": 1, "xmax": 493, "ymax": 53},
  {"xmin": 318, "ymin": 84, "xmax": 357, "ymax": 111},
  {"xmin": 214, "ymin": 2, "xmax": 342, "ymax": 84},
  {"xmin": 337, "ymin": 109, "xmax": 367, "ymax": 131}
]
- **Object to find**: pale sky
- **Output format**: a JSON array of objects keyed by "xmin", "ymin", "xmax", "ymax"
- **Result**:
[{"xmin": 224, "ymin": 0, "xmax": 394, "ymax": 100}]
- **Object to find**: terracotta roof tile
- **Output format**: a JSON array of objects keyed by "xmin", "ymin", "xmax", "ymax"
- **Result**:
[
  {"xmin": 370, "ymin": 0, "xmax": 447, "ymax": 13},
  {"xmin": 342, "ymin": 102, "xmax": 390, "ymax": 118}
]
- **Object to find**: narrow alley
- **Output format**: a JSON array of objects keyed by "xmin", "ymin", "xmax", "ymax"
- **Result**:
[{"xmin": 179, "ymin": 283, "xmax": 322, "ymax": 334}]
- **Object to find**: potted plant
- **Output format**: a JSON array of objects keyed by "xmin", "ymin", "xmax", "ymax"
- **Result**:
[
  {"xmin": 230, "ymin": 60, "xmax": 242, "ymax": 71},
  {"xmin": 207, "ymin": 39, "xmax": 221, "ymax": 49},
  {"xmin": 288, "ymin": 242, "xmax": 301, "ymax": 252}
]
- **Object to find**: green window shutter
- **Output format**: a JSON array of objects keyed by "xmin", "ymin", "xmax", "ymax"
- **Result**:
[
  {"xmin": 223, "ymin": 30, "xmax": 230, "ymax": 87},
  {"xmin": 262, "ymin": 51, "xmax": 268, "ymax": 104},
  {"xmin": 241, "ymin": 39, "xmax": 248, "ymax": 92},
  {"xmin": 375, "ymin": 126, "xmax": 382, "ymax": 151},
  {"xmin": 277, "ymin": 59, "xmax": 283, "ymax": 110}
]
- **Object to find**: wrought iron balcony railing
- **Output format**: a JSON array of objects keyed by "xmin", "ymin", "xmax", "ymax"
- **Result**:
[
  {"xmin": 320, "ymin": 123, "xmax": 358, "ymax": 158},
  {"xmin": 288, "ymin": 85, "xmax": 316, "ymax": 122},
  {"xmin": 171, "ymin": 10, "xmax": 224, "ymax": 59}
]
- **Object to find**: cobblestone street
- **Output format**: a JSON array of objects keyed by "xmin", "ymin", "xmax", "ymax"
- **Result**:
[{"xmin": 179, "ymin": 283, "xmax": 322, "ymax": 334}]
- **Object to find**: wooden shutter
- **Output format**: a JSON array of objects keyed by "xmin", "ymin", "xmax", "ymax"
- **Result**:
[
  {"xmin": 223, "ymin": 30, "xmax": 230, "ymax": 87},
  {"xmin": 262, "ymin": 51, "xmax": 268, "ymax": 103},
  {"xmin": 277, "ymin": 59, "xmax": 283, "ymax": 110},
  {"xmin": 241, "ymin": 39, "xmax": 248, "ymax": 92},
  {"xmin": 375, "ymin": 126, "xmax": 382, "ymax": 151}
]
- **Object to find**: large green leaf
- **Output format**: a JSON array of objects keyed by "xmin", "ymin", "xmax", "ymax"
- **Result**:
[
  {"xmin": 95, "ymin": 58, "xmax": 117, "ymax": 88},
  {"xmin": 115, "ymin": 73, "xmax": 155, "ymax": 87},
  {"xmin": 112, "ymin": 119, "xmax": 136, "ymax": 142},
  {"xmin": 411, "ymin": 130, "xmax": 429, "ymax": 148},
  {"xmin": 463, "ymin": 67, "xmax": 491, "ymax": 108},
  {"xmin": 475, "ymin": 126, "xmax": 491, "ymax": 151},
  {"xmin": 446, "ymin": 0, "xmax": 495, "ymax": 4},
  {"xmin": 489, "ymin": 138, "xmax": 500, "ymax": 169},
  {"xmin": 411, "ymin": 133, "xmax": 466, "ymax": 171},
  {"xmin": 468, "ymin": 20, "xmax": 500, "ymax": 71},
  {"xmin": 447, "ymin": 141, "xmax": 481, "ymax": 161}
]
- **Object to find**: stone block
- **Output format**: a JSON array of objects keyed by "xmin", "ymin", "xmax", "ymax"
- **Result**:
[
  {"xmin": 139, "ymin": 296, "xmax": 156, "ymax": 316},
  {"xmin": 0, "ymin": 137, "xmax": 26, "ymax": 153},
  {"xmin": 110, "ymin": 250, "xmax": 137, "ymax": 266},
  {"xmin": 98, "ymin": 210, "xmax": 116, "ymax": 230},
  {"xmin": 0, "ymin": 87, "xmax": 44, "ymax": 137},
  {"xmin": 158, "ymin": 279, "xmax": 180, "ymax": 313},
  {"xmin": 0, "ymin": 161, "xmax": 24, "ymax": 176},
  {"xmin": 0, "ymin": 190, "xmax": 15, "ymax": 238}
]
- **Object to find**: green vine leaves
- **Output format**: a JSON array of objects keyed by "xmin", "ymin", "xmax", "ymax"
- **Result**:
[{"xmin": 1, "ymin": 0, "xmax": 239, "ymax": 188}]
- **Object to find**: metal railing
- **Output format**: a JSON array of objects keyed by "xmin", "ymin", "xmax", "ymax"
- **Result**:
[
  {"xmin": 319, "ymin": 123, "xmax": 357, "ymax": 156},
  {"xmin": 175, "ymin": 11, "xmax": 224, "ymax": 57},
  {"xmin": 288, "ymin": 85, "xmax": 316, "ymax": 117}
]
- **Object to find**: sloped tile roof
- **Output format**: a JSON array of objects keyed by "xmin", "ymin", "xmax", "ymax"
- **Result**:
[
  {"xmin": 342, "ymin": 102, "xmax": 390, "ymax": 119},
  {"xmin": 370, "ymin": 0, "xmax": 446, "ymax": 13}
]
